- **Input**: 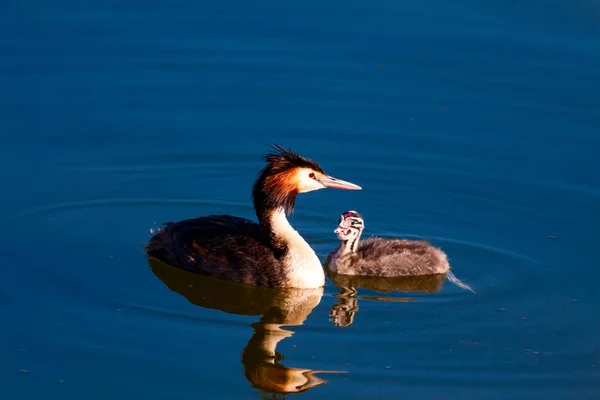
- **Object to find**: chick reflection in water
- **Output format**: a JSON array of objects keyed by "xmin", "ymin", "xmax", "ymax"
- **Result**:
[
  {"xmin": 148, "ymin": 257, "xmax": 345, "ymax": 395},
  {"xmin": 328, "ymin": 272, "xmax": 447, "ymax": 327}
]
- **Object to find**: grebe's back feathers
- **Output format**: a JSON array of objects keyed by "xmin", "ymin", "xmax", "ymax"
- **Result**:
[{"xmin": 146, "ymin": 215, "xmax": 289, "ymax": 287}]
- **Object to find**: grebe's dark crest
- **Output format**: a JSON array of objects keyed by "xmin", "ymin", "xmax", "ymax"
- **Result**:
[{"xmin": 146, "ymin": 145, "xmax": 362, "ymax": 289}]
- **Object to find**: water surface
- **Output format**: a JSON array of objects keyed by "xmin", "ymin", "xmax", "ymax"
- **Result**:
[{"xmin": 1, "ymin": 1, "xmax": 599, "ymax": 399}]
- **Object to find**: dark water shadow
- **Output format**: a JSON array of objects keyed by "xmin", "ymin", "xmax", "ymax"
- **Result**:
[
  {"xmin": 326, "ymin": 271, "xmax": 447, "ymax": 327},
  {"xmin": 148, "ymin": 257, "xmax": 345, "ymax": 396}
]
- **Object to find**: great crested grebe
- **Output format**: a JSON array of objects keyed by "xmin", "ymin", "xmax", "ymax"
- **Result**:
[
  {"xmin": 325, "ymin": 211, "xmax": 450, "ymax": 277},
  {"xmin": 145, "ymin": 145, "xmax": 361, "ymax": 289}
]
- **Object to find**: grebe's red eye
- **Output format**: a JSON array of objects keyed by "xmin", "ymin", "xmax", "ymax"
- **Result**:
[{"xmin": 309, "ymin": 172, "xmax": 315, "ymax": 179}]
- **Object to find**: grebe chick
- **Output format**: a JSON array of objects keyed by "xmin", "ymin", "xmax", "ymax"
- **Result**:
[
  {"xmin": 145, "ymin": 145, "xmax": 361, "ymax": 289},
  {"xmin": 324, "ymin": 211, "xmax": 450, "ymax": 277}
]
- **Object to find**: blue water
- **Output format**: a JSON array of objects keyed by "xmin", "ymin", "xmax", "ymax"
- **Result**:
[{"xmin": 2, "ymin": 1, "xmax": 599, "ymax": 398}]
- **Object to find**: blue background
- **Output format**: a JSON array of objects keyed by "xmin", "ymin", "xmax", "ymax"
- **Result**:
[{"xmin": 1, "ymin": 1, "xmax": 599, "ymax": 398}]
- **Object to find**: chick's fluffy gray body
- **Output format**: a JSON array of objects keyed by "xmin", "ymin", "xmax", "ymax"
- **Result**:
[{"xmin": 325, "ymin": 236, "xmax": 450, "ymax": 277}]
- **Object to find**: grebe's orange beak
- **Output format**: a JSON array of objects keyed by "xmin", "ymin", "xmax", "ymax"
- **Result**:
[{"xmin": 318, "ymin": 175, "xmax": 362, "ymax": 190}]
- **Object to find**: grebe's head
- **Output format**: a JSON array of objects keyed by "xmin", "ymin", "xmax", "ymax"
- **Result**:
[
  {"xmin": 252, "ymin": 145, "xmax": 362, "ymax": 215},
  {"xmin": 334, "ymin": 210, "xmax": 364, "ymax": 241}
]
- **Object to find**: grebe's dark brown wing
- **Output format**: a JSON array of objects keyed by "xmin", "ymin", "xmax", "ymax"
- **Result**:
[{"xmin": 146, "ymin": 215, "xmax": 284, "ymax": 287}]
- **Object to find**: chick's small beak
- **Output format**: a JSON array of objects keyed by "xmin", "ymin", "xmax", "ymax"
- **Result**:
[{"xmin": 318, "ymin": 175, "xmax": 362, "ymax": 190}]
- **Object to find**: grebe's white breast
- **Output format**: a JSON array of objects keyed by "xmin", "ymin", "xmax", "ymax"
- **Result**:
[{"xmin": 269, "ymin": 208, "xmax": 325, "ymax": 289}]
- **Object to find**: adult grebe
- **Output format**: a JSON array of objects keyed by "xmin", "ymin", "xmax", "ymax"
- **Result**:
[
  {"xmin": 145, "ymin": 145, "xmax": 362, "ymax": 289},
  {"xmin": 325, "ymin": 211, "xmax": 450, "ymax": 277}
]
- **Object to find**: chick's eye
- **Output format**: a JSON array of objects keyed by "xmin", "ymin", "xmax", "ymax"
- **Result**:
[{"xmin": 309, "ymin": 172, "xmax": 315, "ymax": 179}]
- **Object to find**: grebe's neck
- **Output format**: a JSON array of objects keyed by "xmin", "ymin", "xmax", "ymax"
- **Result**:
[
  {"xmin": 259, "ymin": 208, "xmax": 325, "ymax": 289},
  {"xmin": 243, "ymin": 320, "xmax": 329, "ymax": 393},
  {"xmin": 338, "ymin": 230, "xmax": 362, "ymax": 256}
]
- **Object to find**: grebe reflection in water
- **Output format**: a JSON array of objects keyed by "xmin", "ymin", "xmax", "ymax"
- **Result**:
[{"xmin": 148, "ymin": 257, "xmax": 346, "ymax": 395}]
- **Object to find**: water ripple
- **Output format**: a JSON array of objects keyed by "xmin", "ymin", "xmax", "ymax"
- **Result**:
[{"xmin": 3, "ymin": 197, "xmax": 251, "ymax": 225}]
